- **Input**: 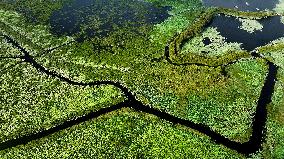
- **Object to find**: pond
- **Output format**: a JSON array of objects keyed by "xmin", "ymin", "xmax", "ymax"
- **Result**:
[
  {"xmin": 207, "ymin": 15, "xmax": 284, "ymax": 51},
  {"xmin": 49, "ymin": 0, "xmax": 171, "ymax": 39},
  {"xmin": 202, "ymin": 0, "xmax": 279, "ymax": 12}
]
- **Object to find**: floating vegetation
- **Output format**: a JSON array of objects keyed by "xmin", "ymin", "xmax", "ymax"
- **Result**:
[
  {"xmin": 0, "ymin": 108, "xmax": 244, "ymax": 158},
  {"xmin": 262, "ymin": 69, "xmax": 284, "ymax": 159},
  {"xmin": 181, "ymin": 27, "xmax": 242, "ymax": 56},
  {"xmin": 149, "ymin": 0, "xmax": 203, "ymax": 45},
  {"xmin": 274, "ymin": 0, "xmax": 284, "ymax": 14},
  {"xmin": 218, "ymin": 7, "xmax": 277, "ymax": 19},
  {"xmin": 0, "ymin": 9, "xmax": 74, "ymax": 55},
  {"xmin": 0, "ymin": 34, "xmax": 22, "ymax": 57},
  {"xmin": 205, "ymin": 15, "xmax": 284, "ymax": 51},
  {"xmin": 274, "ymin": 0, "xmax": 284, "ymax": 24},
  {"xmin": 0, "ymin": 61, "xmax": 125, "ymax": 143},
  {"xmin": 49, "ymin": 0, "xmax": 171, "ymax": 39},
  {"xmin": 281, "ymin": 16, "xmax": 284, "ymax": 24},
  {"xmin": 203, "ymin": 0, "xmax": 279, "ymax": 12},
  {"xmin": 238, "ymin": 18, "xmax": 263, "ymax": 33},
  {"xmin": 1, "ymin": 0, "xmax": 70, "ymax": 24},
  {"xmin": 1, "ymin": 0, "xmax": 284, "ymax": 158},
  {"xmin": 257, "ymin": 37, "xmax": 284, "ymax": 68}
]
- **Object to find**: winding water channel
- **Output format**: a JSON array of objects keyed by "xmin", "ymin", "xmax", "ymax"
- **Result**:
[
  {"xmin": 1, "ymin": 0, "xmax": 282, "ymax": 155},
  {"xmin": 0, "ymin": 32, "xmax": 279, "ymax": 155}
]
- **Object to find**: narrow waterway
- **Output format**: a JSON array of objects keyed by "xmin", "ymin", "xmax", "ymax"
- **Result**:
[{"xmin": 0, "ymin": 34, "xmax": 279, "ymax": 155}]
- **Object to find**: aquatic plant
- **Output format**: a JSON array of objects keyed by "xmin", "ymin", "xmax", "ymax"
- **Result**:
[
  {"xmin": 0, "ymin": 108, "xmax": 244, "ymax": 158},
  {"xmin": 1, "ymin": 0, "xmax": 284, "ymax": 158},
  {"xmin": 0, "ymin": 61, "xmax": 125, "ymax": 143},
  {"xmin": 148, "ymin": 0, "xmax": 204, "ymax": 45},
  {"xmin": 0, "ymin": 9, "xmax": 74, "ymax": 56},
  {"xmin": 257, "ymin": 38, "xmax": 284, "ymax": 68},
  {"xmin": 181, "ymin": 27, "xmax": 242, "ymax": 56},
  {"xmin": 274, "ymin": 0, "xmax": 284, "ymax": 14},
  {"xmin": 218, "ymin": 7, "xmax": 277, "ymax": 19},
  {"xmin": 1, "ymin": 0, "xmax": 70, "ymax": 24},
  {"xmin": 261, "ymin": 68, "xmax": 284, "ymax": 159},
  {"xmin": 279, "ymin": 15, "xmax": 284, "ymax": 24},
  {"xmin": 238, "ymin": 18, "xmax": 263, "ymax": 33},
  {"xmin": 274, "ymin": 0, "xmax": 284, "ymax": 24},
  {"xmin": 0, "ymin": 35, "xmax": 22, "ymax": 57}
]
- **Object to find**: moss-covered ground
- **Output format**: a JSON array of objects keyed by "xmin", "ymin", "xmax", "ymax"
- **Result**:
[{"xmin": 0, "ymin": 0, "xmax": 284, "ymax": 158}]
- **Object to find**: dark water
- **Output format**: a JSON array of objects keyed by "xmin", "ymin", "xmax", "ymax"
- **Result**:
[
  {"xmin": 208, "ymin": 15, "xmax": 284, "ymax": 51},
  {"xmin": 202, "ymin": 37, "xmax": 211, "ymax": 45},
  {"xmin": 49, "ymin": 0, "xmax": 170, "ymax": 38},
  {"xmin": 202, "ymin": 0, "xmax": 278, "ymax": 12}
]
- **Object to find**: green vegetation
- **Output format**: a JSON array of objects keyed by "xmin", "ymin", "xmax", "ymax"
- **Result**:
[
  {"xmin": 168, "ymin": 8, "xmax": 217, "ymax": 57},
  {"xmin": 254, "ymin": 36, "xmax": 284, "ymax": 159},
  {"xmin": 146, "ymin": 0, "xmax": 204, "ymax": 45},
  {"xmin": 238, "ymin": 18, "xmax": 263, "ymax": 33},
  {"xmin": 274, "ymin": 0, "xmax": 284, "ymax": 24},
  {"xmin": 166, "ymin": 5, "xmax": 279, "ymax": 66},
  {"xmin": 274, "ymin": 0, "xmax": 284, "ymax": 15},
  {"xmin": 180, "ymin": 27, "xmax": 242, "ymax": 56},
  {"xmin": 30, "ymin": 8, "xmax": 267, "ymax": 143},
  {"xmin": 0, "ymin": 60, "xmax": 125, "ymax": 142},
  {"xmin": 1, "ymin": 0, "xmax": 284, "ymax": 158},
  {"xmin": 0, "ymin": 34, "xmax": 22, "ymax": 57},
  {"xmin": 0, "ymin": 107, "xmax": 244, "ymax": 158},
  {"xmin": 257, "ymin": 38, "xmax": 284, "ymax": 68},
  {"xmin": 0, "ymin": 9, "xmax": 74, "ymax": 56},
  {"xmin": 166, "ymin": 8, "xmax": 257, "ymax": 65},
  {"xmin": 0, "ymin": 0, "xmax": 70, "ymax": 24},
  {"xmin": 261, "ymin": 68, "xmax": 284, "ymax": 159}
]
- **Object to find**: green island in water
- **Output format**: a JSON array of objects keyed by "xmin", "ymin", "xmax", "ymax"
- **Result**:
[{"xmin": 0, "ymin": 0, "xmax": 284, "ymax": 158}]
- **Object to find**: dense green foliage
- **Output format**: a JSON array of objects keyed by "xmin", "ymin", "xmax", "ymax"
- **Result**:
[
  {"xmin": 0, "ymin": 35, "xmax": 22, "ymax": 57},
  {"xmin": 0, "ymin": 108, "xmax": 244, "ymax": 158},
  {"xmin": 252, "ymin": 31, "xmax": 284, "ymax": 159},
  {"xmin": 0, "ymin": 0, "xmax": 284, "ymax": 158},
  {"xmin": 27, "ymin": 5, "xmax": 267, "ymax": 143},
  {"xmin": 261, "ymin": 68, "xmax": 284, "ymax": 159},
  {"xmin": 257, "ymin": 38, "xmax": 284, "ymax": 68},
  {"xmin": 0, "ymin": 60, "xmax": 125, "ymax": 142}
]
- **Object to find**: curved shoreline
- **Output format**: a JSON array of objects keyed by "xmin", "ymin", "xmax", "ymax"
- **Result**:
[{"xmin": 0, "ymin": 34, "xmax": 279, "ymax": 155}]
